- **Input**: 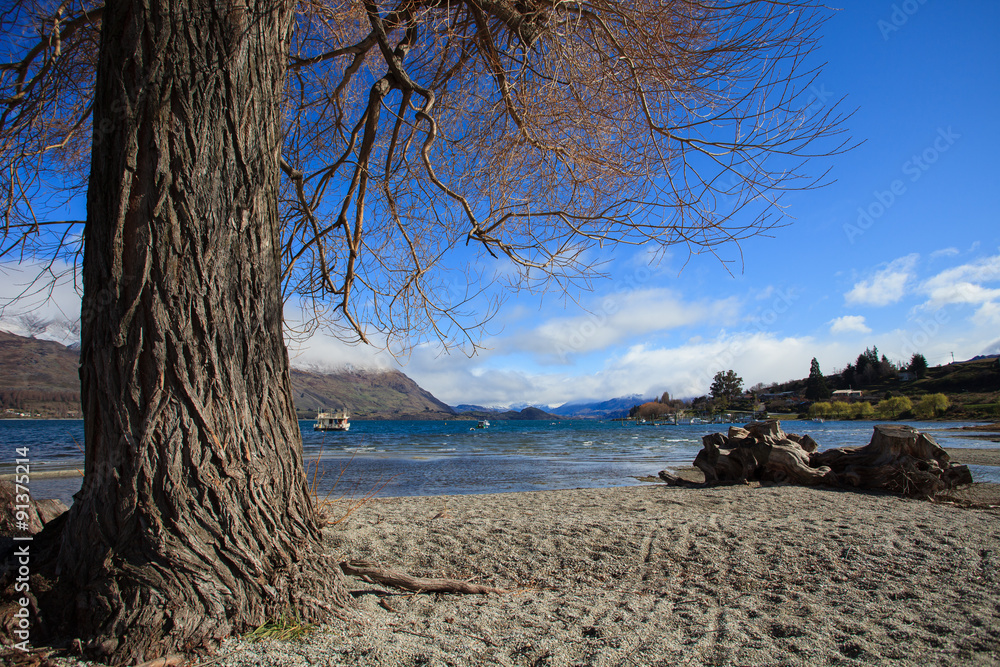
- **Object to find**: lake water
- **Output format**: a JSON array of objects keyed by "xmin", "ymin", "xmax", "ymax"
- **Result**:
[{"xmin": 2, "ymin": 418, "xmax": 998, "ymax": 506}]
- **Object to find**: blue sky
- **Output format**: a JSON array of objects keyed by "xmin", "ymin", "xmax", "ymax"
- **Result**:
[
  {"xmin": 373, "ymin": 0, "xmax": 1000, "ymax": 407},
  {"xmin": 3, "ymin": 1, "xmax": 999, "ymax": 408}
]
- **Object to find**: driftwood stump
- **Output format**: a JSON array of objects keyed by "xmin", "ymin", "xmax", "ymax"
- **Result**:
[
  {"xmin": 685, "ymin": 420, "xmax": 833, "ymax": 486},
  {"xmin": 661, "ymin": 420, "xmax": 973, "ymax": 498},
  {"xmin": 811, "ymin": 424, "xmax": 973, "ymax": 497}
]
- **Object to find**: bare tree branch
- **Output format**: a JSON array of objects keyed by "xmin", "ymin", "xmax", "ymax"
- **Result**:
[{"xmin": 2, "ymin": 0, "xmax": 851, "ymax": 356}]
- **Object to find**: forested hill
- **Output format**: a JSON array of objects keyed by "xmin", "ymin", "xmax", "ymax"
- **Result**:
[
  {"xmin": 0, "ymin": 330, "xmax": 82, "ymax": 417},
  {"xmin": 0, "ymin": 330, "xmax": 455, "ymax": 420},
  {"xmin": 289, "ymin": 367, "xmax": 456, "ymax": 420}
]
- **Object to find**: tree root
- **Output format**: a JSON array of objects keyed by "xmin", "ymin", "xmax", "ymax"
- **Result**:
[
  {"xmin": 657, "ymin": 470, "xmax": 748, "ymax": 489},
  {"xmin": 658, "ymin": 470, "xmax": 711, "ymax": 488},
  {"xmin": 134, "ymin": 656, "xmax": 186, "ymax": 667},
  {"xmin": 339, "ymin": 560, "xmax": 502, "ymax": 594}
]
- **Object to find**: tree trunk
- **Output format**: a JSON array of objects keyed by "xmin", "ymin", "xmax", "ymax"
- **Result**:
[{"xmin": 50, "ymin": 2, "xmax": 350, "ymax": 662}]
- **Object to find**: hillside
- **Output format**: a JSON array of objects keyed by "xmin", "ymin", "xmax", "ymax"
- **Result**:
[
  {"xmin": 290, "ymin": 368, "xmax": 455, "ymax": 420},
  {"xmin": 0, "ymin": 331, "xmax": 455, "ymax": 420},
  {"xmin": 905, "ymin": 357, "xmax": 1000, "ymax": 395},
  {"xmin": 764, "ymin": 356, "xmax": 1000, "ymax": 419},
  {"xmin": 0, "ymin": 331, "xmax": 82, "ymax": 417}
]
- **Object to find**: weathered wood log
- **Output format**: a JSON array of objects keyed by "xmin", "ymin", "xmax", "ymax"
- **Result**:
[
  {"xmin": 811, "ymin": 424, "xmax": 972, "ymax": 497},
  {"xmin": 786, "ymin": 433, "xmax": 819, "ymax": 453},
  {"xmin": 745, "ymin": 418, "xmax": 784, "ymax": 444},
  {"xmin": 727, "ymin": 426, "xmax": 751, "ymax": 440},
  {"xmin": 763, "ymin": 439, "xmax": 833, "ymax": 485},
  {"xmin": 694, "ymin": 433, "xmax": 741, "ymax": 482},
  {"xmin": 673, "ymin": 421, "xmax": 972, "ymax": 498},
  {"xmin": 0, "ymin": 481, "xmax": 43, "ymax": 536},
  {"xmin": 34, "ymin": 499, "xmax": 69, "ymax": 525},
  {"xmin": 657, "ymin": 470, "xmax": 750, "ymax": 489},
  {"xmin": 339, "ymin": 560, "xmax": 503, "ymax": 595},
  {"xmin": 658, "ymin": 470, "xmax": 710, "ymax": 488}
]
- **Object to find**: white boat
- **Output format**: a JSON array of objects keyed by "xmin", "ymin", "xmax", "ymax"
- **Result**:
[
  {"xmin": 314, "ymin": 410, "xmax": 350, "ymax": 431},
  {"xmin": 475, "ymin": 419, "xmax": 490, "ymax": 429}
]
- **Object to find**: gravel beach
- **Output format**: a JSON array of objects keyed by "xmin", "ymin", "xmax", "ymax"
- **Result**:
[
  {"xmin": 27, "ymin": 444, "xmax": 1000, "ymax": 666},
  {"xmin": 200, "ymin": 480, "xmax": 1000, "ymax": 667}
]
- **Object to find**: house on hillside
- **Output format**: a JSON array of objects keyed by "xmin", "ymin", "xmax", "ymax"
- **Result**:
[{"xmin": 831, "ymin": 389, "xmax": 863, "ymax": 402}]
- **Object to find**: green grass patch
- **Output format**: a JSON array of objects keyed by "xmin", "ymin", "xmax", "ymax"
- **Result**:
[{"xmin": 246, "ymin": 609, "xmax": 315, "ymax": 642}]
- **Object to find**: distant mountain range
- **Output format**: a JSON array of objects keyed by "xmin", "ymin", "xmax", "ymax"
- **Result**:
[
  {"xmin": 450, "ymin": 405, "xmax": 561, "ymax": 421},
  {"xmin": 548, "ymin": 395, "xmax": 646, "ymax": 419},
  {"xmin": 452, "ymin": 394, "xmax": 646, "ymax": 420}
]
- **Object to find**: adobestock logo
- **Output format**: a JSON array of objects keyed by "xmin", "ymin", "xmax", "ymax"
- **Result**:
[
  {"xmin": 553, "ymin": 266, "xmax": 652, "ymax": 363},
  {"xmin": 878, "ymin": 0, "xmax": 931, "ymax": 41},
  {"xmin": 897, "ymin": 310, "xmax": 950, "ymax": 361}
]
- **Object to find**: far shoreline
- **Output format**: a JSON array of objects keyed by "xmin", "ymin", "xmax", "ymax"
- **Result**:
[{"xmin": 3, "ymin": 415, "xmax": 1000, "ymax": 425}]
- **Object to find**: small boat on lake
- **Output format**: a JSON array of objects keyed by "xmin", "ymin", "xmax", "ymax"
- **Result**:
[
  {"xmin": 475, "ymin": 419, "xmax": 490, "ymax": 429},
  {"xmin": 314, "ymin": 410, "xmax": 350, "ymax": 432}
]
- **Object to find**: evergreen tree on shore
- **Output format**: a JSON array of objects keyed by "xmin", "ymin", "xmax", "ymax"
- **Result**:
[
  {"xmin": 909, "ymin": 353, "xmax": 929, "ymax": 378},
  {"xmin": 806, "ymin": 358, "xmax": 832, "ymax": 400}
]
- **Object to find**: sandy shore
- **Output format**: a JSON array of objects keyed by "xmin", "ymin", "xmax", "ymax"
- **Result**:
[
  {"xmin": 30, "ymin": 446, "xmax": 1000, "ymax": 666},
  {"xmin": 947, "ymin": 447, "xmax": 1000, "ymax": 467},
  {"xmin": 179, "ymin": 482, "xmax": 1000, "ymax": 667}
]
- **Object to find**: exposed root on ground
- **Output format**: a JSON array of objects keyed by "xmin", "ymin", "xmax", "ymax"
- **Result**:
[{"xmin": 339, "ymin": 560, "xmax": 503, "ymax": 595}]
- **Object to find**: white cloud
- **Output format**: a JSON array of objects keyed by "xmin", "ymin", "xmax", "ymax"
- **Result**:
[
  {"xmin": 0, "ymin": 260, "xmax": 82, "ymax": 344},
  {"xmin": 285, "ymin": 334, "xmax": 392, "ymax": 371},
  {"xmin": 0, "ymin": 260, "xmax": 81, "ymax": 320},
  {"xmin": 973, "ymin": 302, "xmax": 1000, "ymax": 328},
  {"xmin": 924, "ymin": 282, "xmax": 1000, "ymax": 308},
  {"xmin": 930, "ymin": 247, "xmax": 960, "ymax": 260},
  {"xmin": 504, "ymin": 287, "xmax": 741, "ymax": 364},
  {"xmin": 920, "ymin": 254, "xmax": 1000, "ymax": 309},
  {"xmin": 829, "ymin": 315, "xmax": 871, "ymax": 335},
  {"xmin": 845, "ymin": 254, "xmax": 919, "ymax": 306},
  {"xmin": 927, "ymin": 253, "xmax": 1000, "ymax": 285},
  {"xmin": 395, "ymin": 330, "xmax": 862, "ymax": 407},
  {"xmin": 754, "ymin": 286, "xmax": 775, "ymax": 300},
  {"xmin": 606, "ymin": 334, "xmax": 854, "ymax": 400}
]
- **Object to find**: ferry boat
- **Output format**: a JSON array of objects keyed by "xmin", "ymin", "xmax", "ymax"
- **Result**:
[{"xmin": 314, "ymin": 410, "xmax": 350, "ymax": 432}]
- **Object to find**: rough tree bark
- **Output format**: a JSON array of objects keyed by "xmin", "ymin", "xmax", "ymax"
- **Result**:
[{"xmin": 45, "ymin": 1, "xmax": 351, "ymax": 663}]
